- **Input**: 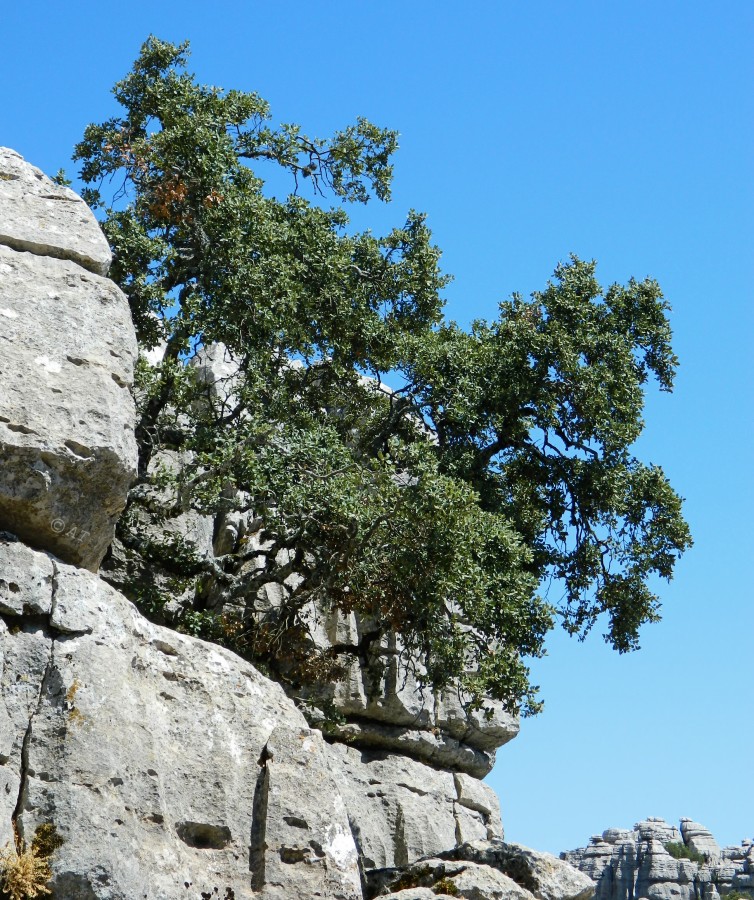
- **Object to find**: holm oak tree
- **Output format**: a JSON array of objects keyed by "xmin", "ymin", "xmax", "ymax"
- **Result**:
[{"xmin": 75, "ymin": 37, "xmax": 692, "ymax": 715}]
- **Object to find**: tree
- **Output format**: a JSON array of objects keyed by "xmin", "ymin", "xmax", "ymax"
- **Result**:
[{"xmin": 75, "ymin": 37, "xmax": 692, "ymax": 716}]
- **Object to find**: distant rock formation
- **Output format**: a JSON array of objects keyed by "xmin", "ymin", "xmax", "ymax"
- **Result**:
[{"xmin": 563, "ymin": 818, "xmax": 754, "ymax": 900}]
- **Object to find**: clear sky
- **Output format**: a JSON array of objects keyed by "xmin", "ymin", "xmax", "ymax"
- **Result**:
[{"xmin": 2, "ymin": 1, "xmax": 751, "ymax": 854}]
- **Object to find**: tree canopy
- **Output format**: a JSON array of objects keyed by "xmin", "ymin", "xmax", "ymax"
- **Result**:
[{"xmin": 75, "ymin": 37, "xmax": 692, "ymax": 715}]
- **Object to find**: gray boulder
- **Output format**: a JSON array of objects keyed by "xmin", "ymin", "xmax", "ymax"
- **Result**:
[
  {"xmin": 380, "ymin": 891, "xmax": 458, "ymax": 900},
  {"xmin": 371, "ymin": 841, "xmax": 594, "ymax": 900},
  {"xmin": 327, "ymin": 742, "xmax": 503, "ymax": 870},
  {"xmin": 0, "ymin": 537, "xmax": 365, "ymax": 898},
  {"xmin": 680, "ymin": 820, "xmax": 721, "ymax": 861},
  {"xmin": 0, "ymin": 244, "xmax": 138, "ymax": 570},
  {"xmin": 0, "ymin": 147, "xmax": 111, "ymax": 276},
  {"xmin": 377, "ymin": 859, "xmax": 534, "ymax": 899},
  {"xmin": 306, "ymin": 607, "xmax": 519, "ymax": 777}
]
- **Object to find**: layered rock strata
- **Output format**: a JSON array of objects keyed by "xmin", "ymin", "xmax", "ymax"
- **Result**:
[
  {"xmin": 0, "ymin": 147, "xmax": 111, "ymax": 276},
  {"xmin": 563, "ymin": 818, "xmax": 753, "ymax": 900},
  {"xmin": 0, "ymin": 535, "xmax": 570, "ymax": 899},
  {"xmin": 0, "ymin": 148, "xmax": 138, "ymax": 570}
]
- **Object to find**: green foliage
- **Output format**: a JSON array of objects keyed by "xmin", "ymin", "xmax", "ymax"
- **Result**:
[
  {"xmin": 51, "ymin": 169, "xmax": 72, "ymax": 187},
  {"xmin": 30, "ymin": 825, "xmax": 64, "ymax": 860},
  {"xmin": 665, "ymin": 842, "xmax": 707, "ymax": 864},
  {"xmin": 76, "ymin": 36, "xmax": 691, "ymax": 715}
]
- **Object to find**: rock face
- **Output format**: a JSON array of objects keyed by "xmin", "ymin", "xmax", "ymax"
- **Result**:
[
  {"xmin": 0, "ymin": 147, "xmax": 111, "ymax": 276},
  {"xmin": 0, "ymin": 537, "xmax": 585, "ymax": 900},
  {"xmin": 0, "ymin": 537, "xmax": 364, "ymax": 898},
  {"xmin": 563, "ymin": 818, "xmax": 754, "ymax": 900},
  {"xmin": 301, "ymin": 607, "xmax": 519, "ymax": 777},
  {"xmin": 370, "ymin": 840, "xmax": 595, "ymax": 900},
  {"xmin": 0, "ymin": 149, "xmax": 600, "ymax": 899},
  {"xmin": 0, "ymin": 149, "xmax": 138, "ymax": 571},
  {"xmin": 329, "ymin": 742, "xmax": 504, "ymax": 870}
]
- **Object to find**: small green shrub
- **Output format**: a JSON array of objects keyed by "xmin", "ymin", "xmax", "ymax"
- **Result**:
[
  {"xmin": 665, "ymin": 842, "xmax": 706, "ymax": 865},
  {"xmin": 433, "ymin": 877, "xmax": 460, "ymax": 895}
]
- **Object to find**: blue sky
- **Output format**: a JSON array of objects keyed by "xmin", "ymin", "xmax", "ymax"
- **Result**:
[{"xmin": 2, "ymin": 2, "xmax": 751, "ymax": 853}]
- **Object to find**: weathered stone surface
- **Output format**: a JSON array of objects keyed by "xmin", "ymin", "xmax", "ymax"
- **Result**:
[
  {"xmin": 1, "ymin": 537, "xmax": 369, "ymax": 899},
  {"xmin": 680, "ymin": 819, "xmax": 721, "ymax": 861},
  {"xmin": 0, "ymin": 247, "xmax": 136, "ymax": 569},
  {"xmin": 307, "ymin": 607, "xmax": 518, "ymax": 776},
  {"xmin": 102, "ymin": 448, "xmax": 216, "ymax": 616},
  {"xmin": 322, "ymin": 715, "xmax": 504, "ymax": 779},
  {"xmin": 435, "ymin": 841, "xmax": 595, "ymax": 900},
  {"xmin": 563, "ymin": 819, "xmax": 751, "ymax": 900},
  {"xmin": 101, "ymin": 342, "xmax": 520, "ymax": 775},
  {"xmin": 329, "ymin": 741, "xmax": 503, "ymax": 870},
  {"xmin": 380, "ymin": 891, "xmax": 458, "ymax": 900},
  {"xmin": 0, "ymin": 147, "xmax": 111, "ymax": 275},
  {"xmin": 258, "ymin": 724, "xmax": 362, "ymax": 900},
  {"xmin": 376, "ymin": 858, "xmax": 534, "ymax": 899},
  {"xmin": 638, "ymin": 819, "xmax": 684, "ymax": 845},
  {"xmin": 0, "ymin": 537, "xmax": 54, "ymax": 615},
  {"xmin": 635, "ymin": 840, "xmax": 697, "ymax": 900},
  {"xmin": 189, "ymin": 340, "xmax": 243, "ymax": 412},
  {"xmin": 0, "ymin": 244, "xmax": 137, "ymax": 570},
  {"xmin": 372, "ymin": 842, "xmax": 594, "ymax": 900},
  {"xmin": 499, "ymin": 843, "xmax": 595, "ymax": 900}
]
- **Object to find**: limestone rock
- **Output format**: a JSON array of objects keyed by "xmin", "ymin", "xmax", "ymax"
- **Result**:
[
  {"xmin": 103, "ymin": 343, "xmax": 519, "ymax": 773},
  {"xmin": 371, "ymin": 842, "xmax": 594, "ymax": 900},
  {"xmin": 0, "ymin": 244, "xmax": 138, "ymax": 570},
  {"xmin": 0, "ymin": 147, "xmax": 111, "ymax": 276},
  {"xmin": 562, "ymin": 839, "xmax": 616, "ymax": 884},
  {"xmin": 322, "ymin": 716, "xmax": 504, "ymax": 779},
  {"xmin": 328, "ymin": 742, "xmax": 502, "ymax": 871},
  {"xmin": 680, "ymin": 819, "xmax": 721, "ymax": 861},
  {"xmin": 258, "ymin": 724, "xmax": 362, "ymax": 900},
  {"xmin": 380, "ymin": 891, "xmax": 458, "ymax": 900},
  {"xmin": 0, "ymin": 538, "xmax": 54, "ymax": 616},
  {"xmin": 638, "ymin": 819, "xmax": 684, "ymax": 845},
  {"xmin": 101, "ymin": 448, "xmax": 216, "ymax": 615},
  {"xmin": 498, "ymin": 843, "xmax": 596, "ymax": 900},
  {"xmin": 0, "ymin": 537, "xmax": 367, "ymax": 898},
  {"xmin": 189, "ymin": 341, "xmax": 243, "ymax": 412},
  {"xmin": 308, "ymin": 608, "xmax": 519, "ymax": 776},
  {"xmin": 435, "ymin": 841, "xmax": 595, "ymax": 900},
  {"xmin": 376, "ymin": 858, "xmax": 535, "ymax": 899}
]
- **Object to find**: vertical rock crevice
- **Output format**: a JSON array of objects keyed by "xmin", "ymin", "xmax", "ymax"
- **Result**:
[
  {"xmin": 249, "ymin": 743, "xmax": 271, "ymax": 891},
  {"xmin": 11, "ymin": 633, "xmax": 55, "ymax": 847}
]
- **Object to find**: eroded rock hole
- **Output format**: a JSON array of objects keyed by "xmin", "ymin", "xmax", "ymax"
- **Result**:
[{"xmin": 176, "ymin": 821, "xmax": 232, "ymax": 850}]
